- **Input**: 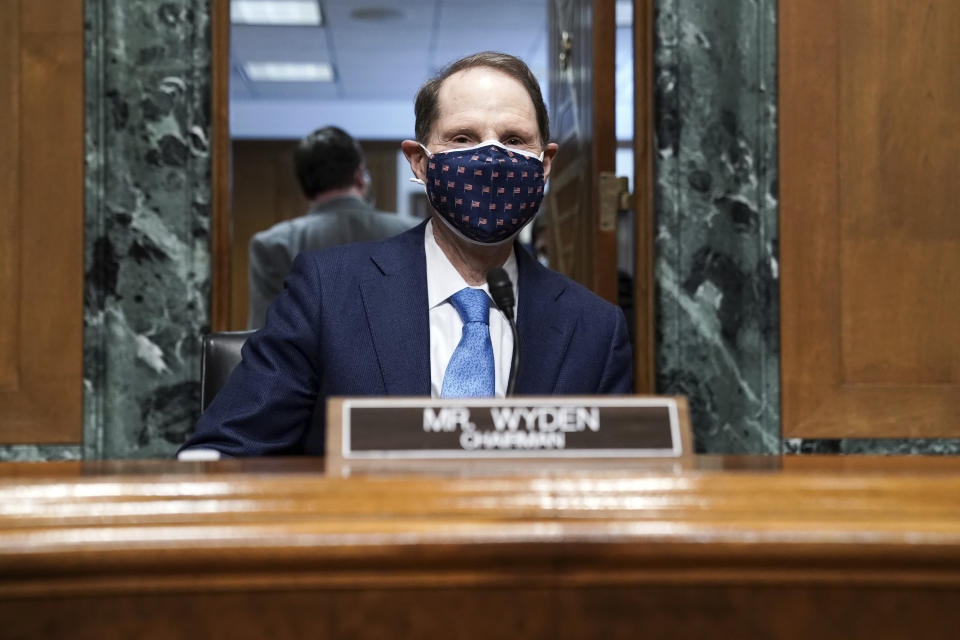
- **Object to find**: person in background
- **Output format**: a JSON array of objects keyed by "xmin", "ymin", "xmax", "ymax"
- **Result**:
[{"xmin": 247, "ymin": 126, "xmax": 414, "ymax": 328}]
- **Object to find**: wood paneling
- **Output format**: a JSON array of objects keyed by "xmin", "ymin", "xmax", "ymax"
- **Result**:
[
  {"xmin": 19, "ymin": 0, "xmax": 78, "ymax": 34},
  {"xmin": 228, "ymin": 140, "xmax": 305, "ymax": 329},
  {"xmin": 3, "ymin": 457, "xmax": 960, "ymax": 638},
  {"xmin": 0, "ymin": 0, "xmax": 82, "ymax": 443},
  {"xmin": 632, "ymin": 0, "xmax": 655, "ymax": 392},
  {"xmin": 780, "ymin": 0, "xmax": 960, "ymax": 438},
  {"xmin": 6, "ymin": 586, "xmax": 960, "ymax": 640},
  {"xmin": 0, "ymin": 0, "xmax": 21, "ymax": 392},
  {"xmin": 360, "ymin": 141, "xmax": 400, "ymax": 213}
]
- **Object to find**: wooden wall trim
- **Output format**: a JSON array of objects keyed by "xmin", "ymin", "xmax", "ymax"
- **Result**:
[
  {"xmin": 210, "ymin": 0, "xmax": 231, "ymax": 331},
  {"xmin": 779, "ymin": 0, "xmax": 841, "ymax": 436},
  {"xmin": 632, "ymin": 0, "xmax": 655, "ymax": 393},
  {"xmin": 0, "ymin": 0, "xmax": 21, "ymax": 392},
  {"xmin": 590, "ymin": 0, "xmax": 618, "ymax": 303}
]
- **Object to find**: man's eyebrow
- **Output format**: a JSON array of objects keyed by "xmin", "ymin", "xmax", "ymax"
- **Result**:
[{"xmin": 446, "ymin": 126, "xmax": 478, "ymax": 137}]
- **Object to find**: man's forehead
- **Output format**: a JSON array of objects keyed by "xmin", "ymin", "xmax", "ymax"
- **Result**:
[
  {"xmin": 437, "ymin": 68, "xmax": 535, "ymax": 109},
  {"xmin": 434, "ymin": 67, "xmax": 538, "ymax": 130}
]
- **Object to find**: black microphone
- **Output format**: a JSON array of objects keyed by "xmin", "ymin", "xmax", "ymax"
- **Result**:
[{"xmin": 486, "ymin": 267, "xmax": 519, "ymax": 396}]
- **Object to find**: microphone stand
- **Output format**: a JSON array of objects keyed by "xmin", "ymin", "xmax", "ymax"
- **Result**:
[
  {"xmin": 486, "ymin": 267, "xmax": 519, "ymax": 396},
  {"xmin": 505, "ymin": 314, "xmax": 519, "ymax": 396}
]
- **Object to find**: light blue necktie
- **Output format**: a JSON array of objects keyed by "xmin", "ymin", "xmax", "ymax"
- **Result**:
[{"xmin": 441, "ymin": 287, "xmax": 495, "ymax": 397}]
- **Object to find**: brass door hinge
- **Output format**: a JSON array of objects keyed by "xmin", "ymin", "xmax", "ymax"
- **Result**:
[{"xmin": 598, "ymin": 172, "xmax": 631, "ymax": 232}]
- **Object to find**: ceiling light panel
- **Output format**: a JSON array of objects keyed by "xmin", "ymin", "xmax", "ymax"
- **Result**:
[
  {"xmin": 243, "ymin": 61, "xmax": 334, "ymax": 82},
  {"xmin": 231, "ymin": 1, "xmax": 322, "ymax": 26}
]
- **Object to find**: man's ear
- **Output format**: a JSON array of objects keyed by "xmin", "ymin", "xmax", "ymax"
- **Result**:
[
  {"xmin": 353, "ymin": 165, "xmax": 367, "ymax": 191},
  {"xmin": 401, "ymin": 139, "xmax": 429, "ymax": 182},
  {"xmin": 540, "ymin": 143, "xmax": 559, "ymax": 179}
]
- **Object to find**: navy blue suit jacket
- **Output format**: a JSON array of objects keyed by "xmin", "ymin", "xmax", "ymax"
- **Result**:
[{"xmin": 183, "ymin": 221, "xmax": 633, "ymax": 456}]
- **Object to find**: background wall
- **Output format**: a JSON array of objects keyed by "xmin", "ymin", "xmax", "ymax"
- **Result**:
[
  {"xmin": 2, "ymin": 0, "xmax": 956, "ymax": 460},
  {"xmin": 652, "ymin": 0, "xmax": 959, "ymax": 455}
]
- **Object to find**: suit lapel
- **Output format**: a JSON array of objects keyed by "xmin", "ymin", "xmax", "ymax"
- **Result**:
[
  {"xmin": 360, "ymin": 223, "xmax": 432, "ymax": 395},
  {"xmin": 514, "ymin": 247, "xmax": 577, "ymax": 394}
]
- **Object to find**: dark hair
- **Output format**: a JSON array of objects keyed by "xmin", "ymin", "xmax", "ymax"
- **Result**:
[
  {"xmin": 293, "ymin": 126, "xmax": 364, "ymax": 199},
  {"xmin": 414, "ymin": 51, "xmax": 549, "ymax": 146}
]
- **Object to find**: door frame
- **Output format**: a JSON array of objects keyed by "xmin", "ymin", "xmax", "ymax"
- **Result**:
[
  {"xmin": 633, "ymin": 0, "xmax": 655, "ymax": 392},
  {"xmin": 211, "ymin": 0, "xmax": 231, "ymax": 331},
  {"xmin": 208, "ymin": 0, "xmax": 656, "ymax": 392}
]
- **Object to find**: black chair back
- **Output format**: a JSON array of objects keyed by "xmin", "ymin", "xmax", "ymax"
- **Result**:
[{"xmin": 200, "ymin": 330, "xmax": 255, "ymax": 412}]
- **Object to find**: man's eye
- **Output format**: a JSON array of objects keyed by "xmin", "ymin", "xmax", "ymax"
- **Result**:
[
  {"xmin": 505, "ymin": 137, "xmax": 522, "ymax": 146},
  {"xmin": 453, "ymin": 136, "xmax": 470, "ymax": 143}
]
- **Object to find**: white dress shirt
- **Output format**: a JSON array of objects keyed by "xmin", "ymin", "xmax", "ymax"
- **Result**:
[{"xmin": 424, "ymin": 220, "xmax": 518, "ymax": 397}]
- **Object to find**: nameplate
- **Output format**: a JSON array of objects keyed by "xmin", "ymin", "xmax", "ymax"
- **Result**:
[{"xmin": 326, "ymin": 397, "xmax": 690, "ymax": 465}]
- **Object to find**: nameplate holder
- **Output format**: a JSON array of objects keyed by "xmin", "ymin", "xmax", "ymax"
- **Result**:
[{"xmin": 326, "ymin": 396, "xmax": 692, "ymax": 474}]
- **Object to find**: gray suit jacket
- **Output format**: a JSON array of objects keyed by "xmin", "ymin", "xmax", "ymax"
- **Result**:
[{"xmin": 247, "ymin": 195, "xmax": 414, "ymax": 328}]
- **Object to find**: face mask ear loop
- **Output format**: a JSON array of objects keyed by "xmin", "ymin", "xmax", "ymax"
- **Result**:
[{"xmin": 409, "ymin": 142, "xmax": 433, "ymax": 185}]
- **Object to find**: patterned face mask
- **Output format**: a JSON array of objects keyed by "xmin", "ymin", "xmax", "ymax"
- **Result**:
[{"xmin": 417, "ymin": 140, "xmax": 546, "ymax": 245}]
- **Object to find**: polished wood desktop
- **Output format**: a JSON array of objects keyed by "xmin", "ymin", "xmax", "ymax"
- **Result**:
[{"xmin": 2, "ymin": 456, "xmax": 960, "ymax": 639}]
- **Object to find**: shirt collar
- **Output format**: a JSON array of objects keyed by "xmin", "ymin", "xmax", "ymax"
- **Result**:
[{"xmin": 424, "ymin": 219, "xmax": 518, "ymax": 309}]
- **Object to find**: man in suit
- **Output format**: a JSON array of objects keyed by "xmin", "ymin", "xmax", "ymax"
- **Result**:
[
  {"xmin": 247, "ymin": 126, "xmax": 413, "ymax": 328},
  {"xmin": 181, "ymin": 52, "xmax": 632, "ymax": 457}
]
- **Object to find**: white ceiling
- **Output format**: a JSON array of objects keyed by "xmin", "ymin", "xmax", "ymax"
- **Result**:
[
  {"xmin": 229, "ymin": 0, "xmax": 632, "ymax": 140},
  {"xmin": 230, "ymin": 0, "xmax": 548, "ymax": 139}
]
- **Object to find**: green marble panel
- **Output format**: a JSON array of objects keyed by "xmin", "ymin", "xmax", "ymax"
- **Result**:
[
  {"xmin": 784, "ymin": 439, "xmax": 960, "ymax": 456},
  {"xmin": 84, "ymin": 0, "xmax": 211, "ymax": 459},
  {"xmin": 0, "ymin": 446, "xmax": 83, "ymax": 462},
  {"xmin": 653, "ymin": 0, "xmax": 780, "ymax": 453}
]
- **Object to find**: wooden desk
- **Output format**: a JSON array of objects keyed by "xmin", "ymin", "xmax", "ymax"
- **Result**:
[{"xmin": 2, "ymin": 456, "xmax": 960, "ymax": 638}]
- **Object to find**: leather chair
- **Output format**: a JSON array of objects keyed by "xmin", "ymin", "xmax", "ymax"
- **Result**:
[{"xmin": 200, "ymin": 330, "xmax": 255, "ymax": 412}]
